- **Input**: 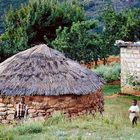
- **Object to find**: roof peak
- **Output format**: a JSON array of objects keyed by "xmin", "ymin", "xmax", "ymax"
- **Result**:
[{"xmin": 16, "ymin": 44, "xmax": 65, "ymax": 59}]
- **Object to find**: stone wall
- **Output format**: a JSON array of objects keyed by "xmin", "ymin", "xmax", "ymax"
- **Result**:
[
  {"xmin": 0, "ymin": 90, "xmax": 104, "ymax": 124},
  {"xmin": 121, "ymin": 46, "xmax": 140, "ymax": 95}
]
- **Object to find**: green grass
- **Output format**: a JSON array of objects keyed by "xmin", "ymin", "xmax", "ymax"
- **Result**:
[
  {"xmin": 103, "ymin": 84, "xmax": 121, "ymax": 96},
  {"xmin": 1, "ymin": 85, "xmax": 140, "ymax": 140},
  {"xmin": 16, "ymin": 121, "xmax": 43, "ymax": 135}
]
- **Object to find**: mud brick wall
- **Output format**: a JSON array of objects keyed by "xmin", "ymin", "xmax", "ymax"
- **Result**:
[
  {"xmin": 0, "ymin": 90, "xmax": 104, "ymax": 124},
  {"xmin": 121, "ymin": 46, "xmax": 140, "ymax": 95}
]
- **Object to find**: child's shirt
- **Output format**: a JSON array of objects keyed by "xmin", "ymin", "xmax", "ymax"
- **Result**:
[
  {"xmin": 15, "ymin": 102, "xmax": 28, "ymax": 118},
  {"xmin": 129, "ymin": 105, "xmax": 140, "ymax": 122},
  {"xmin": 129, "ymin": 105, "xmax": 140, "ymax": 113}
]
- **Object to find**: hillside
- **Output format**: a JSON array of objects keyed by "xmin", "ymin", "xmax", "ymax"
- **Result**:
[
  {"xmin": 0, "ymin": 0, "xmax": 28, "ymax": 34},
  {"xmin": 84, "ymin": 0, "xmax": 140, "ymax": 19},
  {"xmin": 0, "ymin": 0, "xmax": 140, "ymax": 34}
]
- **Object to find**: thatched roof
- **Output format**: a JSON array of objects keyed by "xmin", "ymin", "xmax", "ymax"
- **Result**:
[{"xmin": 0, "ymin": 44, "xmax": 104, "ymax": 96}]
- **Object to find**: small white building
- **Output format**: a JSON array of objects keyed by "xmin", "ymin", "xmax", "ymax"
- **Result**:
[{"xmin": 116, "ymin": 40, "xmax": 140, "ymax": 96}]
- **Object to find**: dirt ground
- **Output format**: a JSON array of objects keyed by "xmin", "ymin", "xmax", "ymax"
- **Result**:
[{"xmin": 84, "ymin": 56, "xmax": 120, "ymax": 69}]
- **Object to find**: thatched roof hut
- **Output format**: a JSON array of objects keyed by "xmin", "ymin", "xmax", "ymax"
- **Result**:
[
  {"xmin": 0, "ymin": 44, "xmax": 104, "ymax": 122},
  {"xmin": 0, "ymin": 44, "xmax": 104, "ymax": 96}
]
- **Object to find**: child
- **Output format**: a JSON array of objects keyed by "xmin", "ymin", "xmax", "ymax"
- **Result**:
[
  {"xmin": 14, "ymin": 97, "xmax": 28, "ymax": 120},
  {"xmin": 128, "ymin": 99, "xmax": 140, "ymax": 127}
]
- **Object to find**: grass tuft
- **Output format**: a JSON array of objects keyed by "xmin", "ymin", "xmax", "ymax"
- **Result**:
[
  {"xmin": 44, "ymin": 111, "xmax": 67, "ymax": 126},
  {"xmin": 15, "ymin": 120, "xmax": 43, "ymax": 135}
]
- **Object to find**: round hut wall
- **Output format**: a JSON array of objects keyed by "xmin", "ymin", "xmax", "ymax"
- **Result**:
[{"xmin": 0, "ymin": 89, "xmax": 103, "ymax": 123}]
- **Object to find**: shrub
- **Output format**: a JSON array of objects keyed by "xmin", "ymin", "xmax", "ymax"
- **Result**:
[
  {"xmin": 52, "ymin": 20, "xmax": 98, "ymax": 62},
  {"xmin": 0, "ymin": 0, "xmax": 85, "ymax": 61},
  {"xmin": 93, "ymin": 62, "xmax": 121, "ymax": 82}
]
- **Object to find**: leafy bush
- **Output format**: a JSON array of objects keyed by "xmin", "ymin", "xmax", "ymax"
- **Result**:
[
  {"xmin": 52, "ymin": 20, "xmax": 98, "ymax": 62},
  {"xmin": 0, "ymin": 0, "xmax": 85, "ymax": 61},
  {"xmin": 93, "ymin": 63, "xmax": 121, "ymax": 82}
]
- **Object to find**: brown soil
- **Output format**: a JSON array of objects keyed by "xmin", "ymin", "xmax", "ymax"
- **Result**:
[
  {"xmin": 105, "ymin": 94, "xmax": 120, "ymax": 99},
  {"xmin": 83, "ymin": 56, "xmax": 120, "ymax": 69},
  {"xmin": 108, "ymin": 80, "xmax": 120, "ymax": 85}
]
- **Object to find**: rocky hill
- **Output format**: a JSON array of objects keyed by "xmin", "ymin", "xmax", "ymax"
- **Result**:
[
  {"xmin": 84, "ymin": 0, "xmax": 140, "ymax": 19},
  {"xmin": 0, "ymin": 0, "xmax": 140, "ymax": 34},
  {"xmin": 0, "ymin": 0, "xmax": 28, "ymax": 34}
]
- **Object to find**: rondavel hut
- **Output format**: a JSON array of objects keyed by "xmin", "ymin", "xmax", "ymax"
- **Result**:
[{"xmin": 0, "ymin": 44, "xmax": 104, "ymax": 123}]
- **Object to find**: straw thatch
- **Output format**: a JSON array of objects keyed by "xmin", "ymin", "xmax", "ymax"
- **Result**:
[{"xmin": 0, "ymin": 44, "xmax": 104, "ymax": 96}]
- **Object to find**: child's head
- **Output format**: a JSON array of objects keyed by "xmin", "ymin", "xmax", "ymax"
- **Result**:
[
  {"xmin": 132, "ymin": 99, "xmax": 137, "ymax": 106},
  {"xmin": 20, "ymin": 97, "xmax": 25, "ymax": 104}
]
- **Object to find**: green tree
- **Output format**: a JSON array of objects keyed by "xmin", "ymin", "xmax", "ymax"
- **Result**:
[
  {"xmin": 98, "ymin": 7, "xmax": 140, "ymax": 64},
  {"xmin": 100, "ymin": 7, "xmax": 122, "ymax": 63},
  {"xmin": 0, "ymin": 0, "xmax": 85, "ymax": 62},
  {"xmin": 52, "ymin": 20, "xmax": 100, "ymax": 63}
]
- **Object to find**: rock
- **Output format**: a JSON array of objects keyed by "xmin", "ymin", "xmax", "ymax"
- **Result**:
[
  {"xmin": 46, "ymin": 108, "xmax": 54, "ymax": 113},
  {"xmin": 7, "ymin": 114, "xmax": 14, "ymax": 120},
  {"xmin": 46, "ymin": 112, "xmax": 51, "ymax": 116},
  {"xmin": 0, "ymin": 103, "xmax": 6, "ymax": 107},
  {"xmin": 86, "ymin": 110, "xmax": 91, "ymax": 114},
  {"xmin": 54, "ymin": 104, "xmax": 65, "ymax": 108},
  {"xmin": 29, "ymin": 113, "xmax": 37, "ymax": 118},
  {"xmin": 28, "ymin": 107, "xmax": 34, "ymax": 109},
  {"xmin": 7, "ymin": 110, "xmax": 15, "ymax": 114},
  {"xmin": 0, "ymin": 98, "xmax": 3, "ymax": 103},
  {"xmin": 2, "ymin": 120, "xmax": 9, "ymax": 124},
  {"xmin": 34, "ymin": 116, "xmax": 45, "ymax": 121},
  {"xmin": 71, "ymin": 113, "xmax": 77, "ymax": 117},
  {"xmin": 37, "ymin": 110, "xmax": 45, "ymax": 113},
  {"xmin": 78, "ymin": 112, "xmax": 83, "ymax": 116},
  {"xmin": 43, "ymin": 97, "xmax": 51, "ymax": 102},
  {"xmin": 8, "ymin": 108, "xmax": 15, "ymax": 111},
  {"xmin": 91, "ymin": 110, "xmax": 95, "ymax": 114},
  {"xmin": 7, "ymin": 104, "xmax": 14, "ymax": 108},
  {"xmin": 0, "ymin": 112, "xmax": 7, "ymax": 116},
  {"xmin": 81, "ymin": 110, "xmax": 86, "ymax": 114},
  {"xmin": 65, "ymin": 97, "xmax": 72, "ymax": 101},
  {"xmin": 28, "ymin": 114, "xmax": 33, "ymax": 118},
  {"xmin": 32, "ymin": 102, "xmax": 41, "ymax": 106},
  {"xmin": 0, "ymin": 107, "xmax": 7, "ymax": 112},
  {"xmin": 39, "ymin": 105, "xmax": 48, "ymax": 110},
  {"xmin": 77, "ymin": 104, "xmax": 84, "ymax": 108},
  {"xmin": 28, "ymin": 109, "xmax": 36, "ymax": 113},
  {"xmin": 38, "ymin": 112, "xmax": 46, "ymax": 117},
  {"xmin": 48, "ymin": 99, "xmax": 58, "ymax": 106},
  {"xmin": 67, "ymin": 103, "xmax": 75, "ymax": 108},
  {"xmin": 65, "ymin": 113, "xmax": 70, "ymax": 117},
  {"xmin": 0, "ymin": 116, "xmax": 3, "ymax": 120},
  {"xmin": 68, "ymin": 108, "xmax": 78, "ymax": 113}
]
